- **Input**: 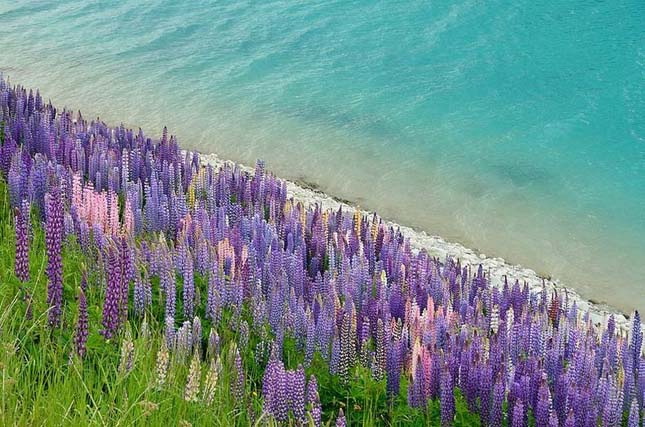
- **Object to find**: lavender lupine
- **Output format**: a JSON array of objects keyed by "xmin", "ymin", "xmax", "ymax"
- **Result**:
[
  {"xmin": 307, "ymin": 375, "xmax": 322, "ymax": 427},
  {"xmin": 534, "ymin": 375, "xmax": 552, "ymax": 426},
  {"xmin": 207, "ymin": 328, "xmax": 219, "ymax": 359},
  {"xmin": 101, "ymin": 243, "xmax": 122, "ymax": 339},
  {"xmin": 14, "ymin": 199, "xmax": 30, "ymax": 282},
  {"xmin": 628, "ymin": 399, "xmax": 639, "ymax": 427},
  {"xmin": 45, "ymin": 185, "xmax": 64, "ymax": 327},
  {"xmin": 632, "ymin": 311, "xmax": 643, "ymax": 366},
  {"xmin": 133, "ymin": 276, "xmax": 145, "ymax": 318},
  {"xmin": 290, "ymin": 365, "xmax": 306, "ymax": 423},
  {"xmin": 335, "ymin": 409, "xmax": 346, "ymax": 427},
  {"xmin": 440, "ymin": 366, "xmax": 455, "ymax": 427},
  {"xmin": 491, "ymin": 377, "xmax": 505, "ymax": 427},
  {"xmin": 511, "ymin": 400, "xmax": 525, "ymax": 427},
  {"xmin": 233, "ymin": 346, "xmax": 245, "ymax": 406},
  {"xmin": 183, "ymin": 252, "xmax": 195, "ymax": 319}
]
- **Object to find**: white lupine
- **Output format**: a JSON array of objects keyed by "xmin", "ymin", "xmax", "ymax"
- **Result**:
[
  {"xmin": 202, "ymin": 356, "xmax": 221, "ymax": 405},
  {"xmin": 490, "ymin": 305, "xmax": 500, "ymax": 334},
  {"xmin": 184, "ymin": 352, "xmax": 201, "ymax": 402},
  {"xmin": 155, "ymin": 340, "xmax": 170, "ymax": 388}
]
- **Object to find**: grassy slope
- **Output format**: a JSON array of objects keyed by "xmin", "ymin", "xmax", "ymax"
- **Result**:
[{"xmin": 0, "ymin": 178, "xmax": 483, "ymax": 426}]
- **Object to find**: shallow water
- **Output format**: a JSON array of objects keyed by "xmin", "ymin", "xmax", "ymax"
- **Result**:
[{"xmin": 1, "ymin": 0, "xmax": 643, "ymax": 312}]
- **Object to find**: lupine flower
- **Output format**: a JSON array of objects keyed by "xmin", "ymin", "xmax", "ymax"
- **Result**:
[
  {"xmin": 207, "ymin": 328, "xmax": 219, "ymax": 359},
  {"xmin": 290, "ymin": 365, "xmax": 306, "ymax": 423},
  {"xmin": 134, "ymin": 271, "xmax": 146, "ymax": 317},
  {"xmin": 140, "ymin": 316, "xmax": 150, "ymax": 342},
  {"xmin": 175, "ymin": 321, "xmax": 193, "ymax": 362},
  {"xmin": 101, "ymin": 243, "xmax": 122, "ymax": 339},
  {"xmin": 165, "ymin": 316, "xmax": 176, "ymax": 348},
  {"xmin": 74, "ymin": 288, "xmax": 89, "ymax": 358},
  {"xmin": 239, "ymin": 320, "xmax": 249, "ymax": 349},
  {"xmin": 192, "ymin": 316, "xmax": 202, "ymax": 354},
  {"xmin": 631, "ymin": 311, "xmax": 643, "ymax": 364},
  {"xmin": 183, "ymin": 253, "xmax": 195, "ymax": 319},
  {"xmin": 490, "ymin": 377, "xmax": 504, "ymax": 427},
  {"xmin": 335, "ymin": 409, "xmax": 346, "ymax": 427},
  {"xmin": 45, "ymin": 185, "xmax": 64, "ymax": 328},
  {"xmin": 155, "ymin": 340, "xmax": 170, "ymax": 388},
  {"xmin": 307, "ymin": 375, "xmax": 322, "ymax": 427},
  {"xmin": 338, "ymin": 311, "xmax": 355, "ymax": 383},
  {"xmin": 14, "ymin": 199, "xmax": 30, "ymax": 282},
  {"xmin": 119, "ymin": 328, "xmax": 135, "ymax": 374},
  {"xmin": 628, "ymin": 399, "xmax": 639, "ymax": 427},
  {"xmin": 185, "ymin": 352, "xmax": 201, "ymax": 402},
  {"xmin": 232, "ymin": 346, "xmax": 245, "ymax": 406},
  {"xmin": 511, "ymin": 400, "xmax": 525, "ymax": 427},
  {"xmin": 263, "ymin": 356, "xmax": 288, "ymax": 422},
  {"xmin": 202, "ymin": 356, "xmax": 221, "ymax": 405},
  {"xmin": 440, "ymin": 366, "xmax": 455, "ymax": 427},
  {"xmin": 373, "ymin": 318, "xmax": 387, "ymax": 381},
  {"xmin": 535, "ymin": 375, "xmax": 552, "ymax": 426}
]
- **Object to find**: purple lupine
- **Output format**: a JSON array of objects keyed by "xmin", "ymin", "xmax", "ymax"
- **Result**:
[
  {"xmin": 118, "ymin": 236, "xmax": 132, "ymax": 324},
  {"xmin": 386, "ymin": 339, "xmax": 403, "ymax": 398},
  {"xmin": 14, "ymin": 199, "xmax": 30, "ymax": 282},
  {"xmin": 631, "ymin": 311, "xmax": 642, "ymax": 367},
  {"xmin": 409, "ymin": 355, "xmax": 427, "ymax": 408},
  {"xmin": 165, "ymin": 269, "xmax": 176, "ymax": 322},
  {"xmin": 207, "ymin": 328, "xmax": 220, "ymax": 359},
  {"xmin": 233, "ymin": 347, "xmax": 245, "ymax": 407},
  {"xmin": 335, "ymin": 409, "xmax": 346, "ymax": 427},
  {"xmin": 290, "ymin": 365, "xmax": 306, "ymax": 423},
  {"xmin": 628, "ymin": 399, "xmax": 639, "ymax": 427},
  {"xmin": 511, "ymin": 400, "xmax": 525, "ymax": 427},
  {"xmin": 490, "ymin": 377, "xmax": 505, "ymax": 427},
  {"xmin": 133, "ymin": 271, "xmax": 145, "ymax": 316},
  {"xmin": 535, "ymin": 376, "xmax": 552, "ymax": 427},
  {"xmin": 101, "ymin": 243, "xmax": 122, "ymax": 339},
  {"xmin": 306, "ymin": 375, "xmax": 322, "ymax": 427},
  {"xmin": 268, "ymin": 357, "xmax": 289, "ymax": 422},
  {"xmin": 45, "ymin": 185, "xmax": 64, "ymax": 328},
  {"xmin": 440, "ymin": 366, "xmax": 455, "ymax": 427},
  {"xmin": 74, "ymin": 288, "xmax": 89, "ymax": 358},
  {"xmin": 183, "ymin": 252, "xmax": 195, "ymax": 319}
]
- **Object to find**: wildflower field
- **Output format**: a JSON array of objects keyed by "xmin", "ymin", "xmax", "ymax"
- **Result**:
[{"xmin": 0, "ymin": 77, "xmax": 643, "ymax": 426}]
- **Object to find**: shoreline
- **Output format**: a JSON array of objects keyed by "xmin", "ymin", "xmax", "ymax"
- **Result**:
[{"xmin": 198, "ymin": 151, "xmax": 633, "ymax": 332}]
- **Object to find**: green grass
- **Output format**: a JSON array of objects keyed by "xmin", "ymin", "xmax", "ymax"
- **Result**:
[{"xmin": 0, "ymin": 178, "xmax": 485, "ymax": 426}]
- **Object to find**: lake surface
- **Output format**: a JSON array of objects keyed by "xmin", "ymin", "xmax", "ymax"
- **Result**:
[{"xmin": 1, "ymin": 0, "xmax": 643, "ymax": 312}]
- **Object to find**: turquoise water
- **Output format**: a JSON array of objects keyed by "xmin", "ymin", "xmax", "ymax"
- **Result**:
[{"xmin": 1, "ymin": 1, "xmax": 644, "ymax": 312}]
